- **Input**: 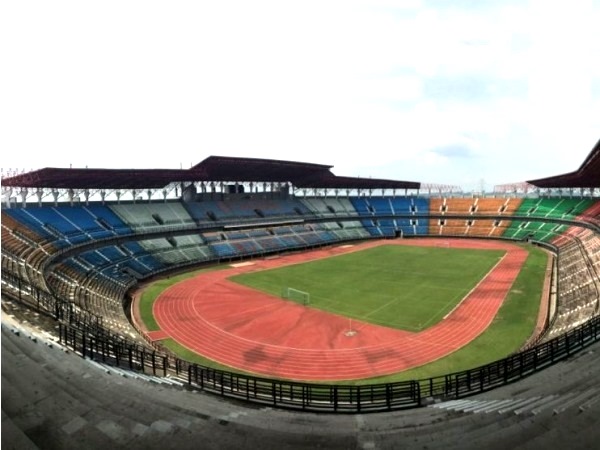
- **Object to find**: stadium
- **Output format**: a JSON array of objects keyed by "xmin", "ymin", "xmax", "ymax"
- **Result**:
[{"xmin": 1, "ymin": 138, "xmax": 599, "ymax": 449}]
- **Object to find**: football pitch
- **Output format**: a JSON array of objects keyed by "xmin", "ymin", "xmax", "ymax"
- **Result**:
[{"xmin": 229, "ymin": 245, "xmax": 506, "ymax": 331}]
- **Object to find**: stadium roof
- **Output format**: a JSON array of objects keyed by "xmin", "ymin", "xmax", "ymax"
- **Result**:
[
  {"xmin": 1, "ymin": 156, "xmax": 420, "ymax": 191},
  {"xmin": 528, "ymin": 139, "xmax": 600, "ymax": 188},
  {"xmin": 0, "ymin": 168, "xmax": 194, "ymax": 190},
  {"xmin": 190, "ymin": 156, "xmax": 334, "ymax": 183}
]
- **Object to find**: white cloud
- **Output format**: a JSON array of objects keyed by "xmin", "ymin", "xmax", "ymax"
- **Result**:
[{"xmin": 1, "ymin": 0, "xmax": 598, "ymax": 191}]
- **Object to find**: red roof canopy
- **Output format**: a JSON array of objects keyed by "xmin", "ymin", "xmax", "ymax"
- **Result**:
[
  {"xmin": 1, "ymin": 156, "xmax": 420, "ymax": 190},
  {"xmin": 528, "ymin": 139, "xmax": 600, "ymax": 188}
]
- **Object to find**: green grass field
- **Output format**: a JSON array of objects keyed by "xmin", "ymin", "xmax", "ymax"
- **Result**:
[
  {"xmin": 229, "ymin": 245, "xmax": 505, "ymax": 331},
  {"xmin": 139, "ymin": 242, "xmax": 547, "ymax": 383}
]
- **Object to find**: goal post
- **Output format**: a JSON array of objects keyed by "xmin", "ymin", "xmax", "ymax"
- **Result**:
[{"xmin": 281, "ymin": 287, "xmax": 310, "ymax": 306}]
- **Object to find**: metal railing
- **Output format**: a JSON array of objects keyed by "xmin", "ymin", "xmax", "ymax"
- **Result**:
[{"xmin": 50, "ymin": 309, "xmax": 600, "ymax": 413}]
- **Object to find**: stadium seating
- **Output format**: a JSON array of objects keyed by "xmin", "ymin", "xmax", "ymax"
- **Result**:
[
  {"xmin": 2, "ymin": 195, "xmax": 600, "ymax": 409},
  {"xmin": 349, "ymin": 196, "xmax": 429, "ymax": 237},
  {"xmin": 502, "ymin": 198, "xmax": 596, "ymax": 242},
  {"xmin": 429, "ymin": 198, "xmax": 475, "ymax": 236},
  {"xmin": 110, "ymin": 202, "xmax": 195, "ymax": 232},
  {"xmin": 301, "ymin": 197, "xmax": 357, "ymax": 217},
  {"xmin": 544, "ymin": 228, "xmax": 600, "ymax": 339},
  {"xmin": 579, "ymin": 200, "xmax": 600, "ymax": 226},
  {"xmin": 3, "ymin": 197, "xmax": 597, "ymax": 322},
  {"xmin": 428, "ymin": 197, "xmax": 522, "ymax": 238},
  {"xmin": 2, "ymin": 205, "xmax": 137, "ymax": 251},
  {"xmin": 183, "ymin": 198, "xmax": 314, "ymax": 223},
  {"xmin": 4, "ymin": 198, "xmax": 599, "ymax": 319},
  {"xmin": 3, "ymin": 207, "xmax": 68, "ymax": 246}
]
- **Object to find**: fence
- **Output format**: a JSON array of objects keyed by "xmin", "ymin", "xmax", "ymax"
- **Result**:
[{"xmin": 49, "ymin": 298, "xmax": 600, "ymax": 413}]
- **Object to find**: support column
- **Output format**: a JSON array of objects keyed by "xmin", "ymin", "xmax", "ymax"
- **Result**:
[
  {"xmin": 20, "ymin": 188, "xmax": 28, "ymax": 208},
  {"xmin": 4, "ymin": 187, "xmax": 12, "ymax": 208}
]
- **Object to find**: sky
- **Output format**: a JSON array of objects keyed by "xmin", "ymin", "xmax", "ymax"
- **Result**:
[{"xmin": 1, "ymin": 0, "xmax": 599, "ymax": 192}]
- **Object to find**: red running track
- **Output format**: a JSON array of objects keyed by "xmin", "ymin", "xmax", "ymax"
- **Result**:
[{"xmin": 152, "ymin": 239, "xmax": 528, "ymax": 381}]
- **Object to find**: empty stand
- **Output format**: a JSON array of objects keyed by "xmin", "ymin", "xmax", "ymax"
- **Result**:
[{"xmin": 2, "ymin": 195, "xmax": 600, "ymax": 419}]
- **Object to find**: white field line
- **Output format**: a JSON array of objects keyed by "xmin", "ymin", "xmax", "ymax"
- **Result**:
[{"xmin": 442, "ymin": 252, "xmax": 508, "ymax": 320}]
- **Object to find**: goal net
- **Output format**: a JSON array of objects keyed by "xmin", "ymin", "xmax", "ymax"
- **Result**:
[{"xmin": 281, "ymin": 287, "xmax": 310, "ymax": 306}]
